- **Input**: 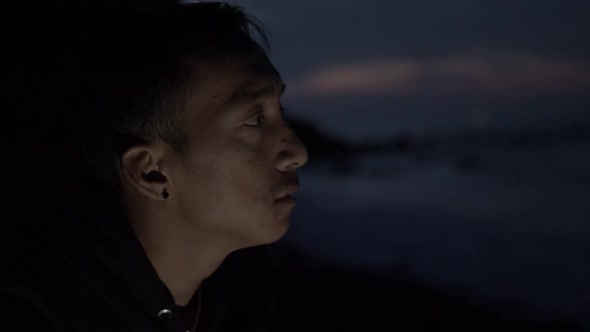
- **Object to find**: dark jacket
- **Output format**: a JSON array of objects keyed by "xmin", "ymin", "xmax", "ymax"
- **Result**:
[{"xmin": 1, "ymin": 192, "xmax": 293, "ymax": 332}]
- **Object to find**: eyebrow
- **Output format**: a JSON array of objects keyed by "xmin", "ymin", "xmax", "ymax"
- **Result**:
[{"xmin": 227, "ymin": 82, "xmax": 286, "ymax": 108}]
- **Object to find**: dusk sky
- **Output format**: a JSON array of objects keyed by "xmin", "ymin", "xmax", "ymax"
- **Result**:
[{"xmin": 210, "ymin": 0, "xmax": 590, "ymax": 141}]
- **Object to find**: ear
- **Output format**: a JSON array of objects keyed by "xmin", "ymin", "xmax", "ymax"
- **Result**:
[{"xmin": 119, "ymin": 144, "xmax": 170, "ymax": 202}]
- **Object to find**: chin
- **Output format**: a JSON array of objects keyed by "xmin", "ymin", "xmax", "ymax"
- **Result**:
[
  {"xmin": 269, "ymin": 218, "xmax": 291, "ymax": 243},
  {"xmin": 243, "ymin": 216, "xmax": 291, "ymax": 248}
]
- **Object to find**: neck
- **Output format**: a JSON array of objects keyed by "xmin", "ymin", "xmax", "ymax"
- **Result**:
[{"xmin": 126, "ymin": 202, "xmax": 234, "ymax": 306}]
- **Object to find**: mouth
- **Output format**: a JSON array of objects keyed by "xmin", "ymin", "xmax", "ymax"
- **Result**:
[
  {"xmin": 275, "ymin": 194, "xmax": 297, "ymax": 205},
  {"xmin": 274, "ymin": 185, "xmax": 299, "ymax": 204}
]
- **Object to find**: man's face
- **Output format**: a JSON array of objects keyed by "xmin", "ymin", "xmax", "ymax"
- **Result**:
[{"xmin": 168, "ymin": 48, "xmax": 308, "ymax": 247}]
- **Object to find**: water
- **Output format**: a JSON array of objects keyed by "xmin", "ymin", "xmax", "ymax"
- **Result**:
[{"xmin": 284, "ymin": 139, "xmax": 590, "ymax": 326}]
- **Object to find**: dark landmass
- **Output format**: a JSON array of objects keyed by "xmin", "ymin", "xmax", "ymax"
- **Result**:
[{"xmin": 235, "ymin": 243, "xmax": 583, "ymax": 331}]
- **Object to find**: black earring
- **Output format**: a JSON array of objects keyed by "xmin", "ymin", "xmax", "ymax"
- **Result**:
[{"xmin": 162, "ymin": 189, "xmax": 169, "ymax": 199}]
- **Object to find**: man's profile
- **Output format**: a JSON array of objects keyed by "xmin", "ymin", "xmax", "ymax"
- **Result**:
[{"xmin": 2, "ymin": 2, "xmax": 308, "ymax": 331}]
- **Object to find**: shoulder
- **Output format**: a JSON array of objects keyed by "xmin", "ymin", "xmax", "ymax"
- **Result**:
[
  {"xmin": 0, "ymin": 237, "xmax": 70, "ymax": 332},
  {"xmin": 0, "ymin": 288, "xmax": 59, "ymax": 332}
]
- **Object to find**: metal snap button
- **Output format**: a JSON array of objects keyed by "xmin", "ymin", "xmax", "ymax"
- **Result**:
[{"xmin": 157, "ymin": 309, "xmax": 173, "ymax": 319}]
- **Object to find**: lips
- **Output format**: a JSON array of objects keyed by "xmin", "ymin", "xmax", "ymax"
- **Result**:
[
  {"xmin": 275, "ymin": 194, "xmax": 296, "ymax": 204},
  {"xmin": 275, "ymin": 185, "xmax": 299, "ymax": 201}
]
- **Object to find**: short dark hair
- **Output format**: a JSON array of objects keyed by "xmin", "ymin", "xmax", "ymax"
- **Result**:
[{"xmin": 46, "ymin": 2, "xmax": 269, "ymax": 206}]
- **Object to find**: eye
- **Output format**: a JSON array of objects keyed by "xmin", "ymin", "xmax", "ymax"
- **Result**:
[{"xmin": 245, "ymin": 114, "xmax": 265, "ymax": 127}]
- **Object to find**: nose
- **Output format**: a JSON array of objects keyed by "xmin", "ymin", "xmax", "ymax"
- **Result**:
[{"xmin": 275, "ymin": 119, "xmax": 309, "ymax": 172}]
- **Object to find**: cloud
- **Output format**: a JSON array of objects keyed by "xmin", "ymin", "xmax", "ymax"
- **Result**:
[{"xmin": 288, "ymin": 54, "xmax": 590, "ymax": 99}]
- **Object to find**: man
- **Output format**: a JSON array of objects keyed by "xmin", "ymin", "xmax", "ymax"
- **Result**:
[{"xmin": 2, "ymin": 2, "xmax": 308, "ymax": 331}]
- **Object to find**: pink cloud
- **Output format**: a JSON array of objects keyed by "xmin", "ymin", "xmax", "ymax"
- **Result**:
[{"xmin": 288, "ymin": 54, "xmax": 590, "ymax": 99}]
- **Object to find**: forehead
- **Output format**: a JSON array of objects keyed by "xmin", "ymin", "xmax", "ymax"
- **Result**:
[{"xmin": 187, "ymin": 48, "xmax": 283, "ymax": 104}]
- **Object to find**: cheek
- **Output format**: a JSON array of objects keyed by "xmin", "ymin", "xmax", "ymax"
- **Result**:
[
  {"xmin": 232, "ymin": 156, "xmax": 270, "ymax": 204},
  {"xmin": 201, "ymin": 148, "xmax": 269, "ymax": 205},
  {"xmin": 183, "ymin": 131, "xmax": 273, "ymax": 207}
]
